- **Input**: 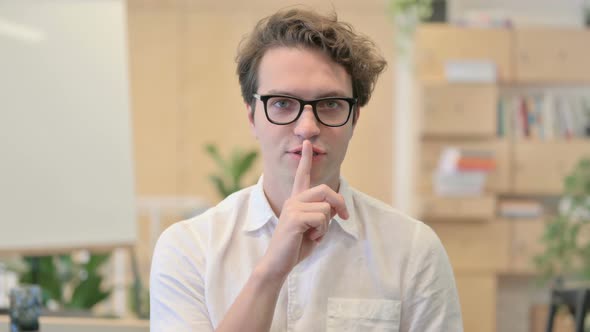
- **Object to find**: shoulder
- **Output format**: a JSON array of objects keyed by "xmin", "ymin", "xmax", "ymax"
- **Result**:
[
  {"xmin": 349, "ymin": 187, "xmax": 426, "ymax": 231},
  {"xmin": 348, "ymin": 186, "xmax": 444, "ymax": 251},
  {"xmin": 154, "ymin": 185, "xmax": 256, "ymax": 254}
]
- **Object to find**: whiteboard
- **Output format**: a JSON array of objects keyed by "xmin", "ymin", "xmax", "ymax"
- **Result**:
[{"xmin": 0, "ymin": 0, "xmax": 136, "ymax": 253}]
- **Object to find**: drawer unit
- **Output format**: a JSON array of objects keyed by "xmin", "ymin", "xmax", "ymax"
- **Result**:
[
  {"xmin": 515, "ymin": 29, "xmax": 590, "ymax": 83},
  {"xmin": 416, "ymin": 24, "xmax": 513, "ymax": 82},
  {"xmin": 429, "ymin": 219, "xmax": 510, "ymax": 271},
  {"xmin": 512, "ymin": 140, "xmax": 590, "ymax": 194},
  {"xmin": 421, "ymin": 84, "xmax": 498, "ymax": 137}
]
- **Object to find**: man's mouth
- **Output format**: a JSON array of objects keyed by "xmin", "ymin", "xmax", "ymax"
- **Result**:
[
  {"xmin": 292, "ymin": 151, "xmax": 321, "ymax": 156},
  {"xmin": 288, "ymin": 145, "xmax": 326, "ymax": 157}
]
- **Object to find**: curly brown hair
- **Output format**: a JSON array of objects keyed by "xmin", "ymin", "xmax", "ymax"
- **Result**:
[{"xmin": 236, "ymin": 8, "xmax": 387, "ymax": 110}]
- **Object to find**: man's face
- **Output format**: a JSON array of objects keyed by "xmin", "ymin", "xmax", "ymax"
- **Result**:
[{"xmin": 248, "ymin": 47, "xmax": 358, "ymax": 189}]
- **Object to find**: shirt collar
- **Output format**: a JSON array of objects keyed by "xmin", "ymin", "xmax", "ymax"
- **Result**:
[
  {"xmin": 242, "ymin": 175, "xmax": 359, "ymax": 240},
  {"xmin": 332, "ymin": 177, "xmax": 359, "ymax": 240},
  {"xmin": 242, "ymin": 175, "xmax": 277, "ymax": 233}
]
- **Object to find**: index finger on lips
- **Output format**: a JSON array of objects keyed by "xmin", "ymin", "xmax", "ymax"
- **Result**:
[{"xmin": 291, "ymin": 140, "xmax": 312, "ymax": 196}]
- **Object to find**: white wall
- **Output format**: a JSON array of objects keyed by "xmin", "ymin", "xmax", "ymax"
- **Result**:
[
  {"xmin": 449, "ymin": 0, "xmax": 586, "ymax": 27},
  {"xmin": 0, "ymin": 0, "xmax": 136, "ymax": 252}
]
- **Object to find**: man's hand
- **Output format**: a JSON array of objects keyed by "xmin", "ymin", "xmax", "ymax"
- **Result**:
[{"xmin": 259, "ymin": 140, "xmax": 349, "ymax": 280}]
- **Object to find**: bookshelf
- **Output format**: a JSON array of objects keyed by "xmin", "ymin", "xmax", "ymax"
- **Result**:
[{"xmin": 414, "ymin": 24, "xmax": 590, "ymax": 332}]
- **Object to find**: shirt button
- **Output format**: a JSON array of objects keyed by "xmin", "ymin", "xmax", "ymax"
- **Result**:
[{"xmin": 291, "ymin": 305, "xmax": 303, "ymax": 320}]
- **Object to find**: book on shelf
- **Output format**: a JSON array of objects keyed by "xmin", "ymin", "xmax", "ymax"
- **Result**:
[
  {"xmin": 444, "ymin": 60, "xmax": 497, "ymax": 83},
  {"xmin": 456, "ymin": 158, "xmax": 496, "ymax": 171},
  {"xmin": 498, "ymin": 93, "xmax": 590, "ymax": 140},
  {"xmin": 433, "ymin": 147, "xmax": 495, "ymax": 196},
  {"xmin": 498, "ymin": 199, "xmax": 544, "ymax": 219}
]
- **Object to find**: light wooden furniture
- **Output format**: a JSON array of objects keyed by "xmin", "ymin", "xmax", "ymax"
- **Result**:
[
  {"xmin": 514, "ymin": 29, "xmax": 590, "ymax": 83},
  {"xmin": 422, "ymin": 83, "xmax": 499, "ymax": 137},
  {"xmin": 418, "ymin": 139, "xmax": 511, "ymax": 193},
  {"xmin": 512, "ymin": 139, "xmax": 590, "ymax": 194},
  {"xmin": 415, "ymin": 24, "xmax": 513, "ymax": 82},
  {"xmin": 0, "ymin": 316, "xmax": 149, "ymax": 332},
  {"xmin": 430, "ymin": 221, "xmax": 510, "ymax": 272},
  {"xmin": 415, "ymin": 24, "xmax": 590, "ymax": 332},
  {"xmin": 455, "ymin": 274, "xmax": 498, "ymax": 332}
]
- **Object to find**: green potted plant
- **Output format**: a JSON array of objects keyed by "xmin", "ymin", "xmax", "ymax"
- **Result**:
[
  {"xmin": 17, "ymin": 252, "xmax": 112, "ymax": 313},
  {"xmin": 205, "ymin": 144, "xmax": 259, "ymax": 199},
  {"xmin": 388, "ymin": 0, "xmax": 434, "ymax": 47},
  {"xmin": 534, "ymin": 157, "xmax": 590, "ymax": 284},
  {"xmin": 388, "ymin": 0, "xmax": 434, "ymax": 22},
  {"xmin": 533, "ymin": 157, "xmax": 590, "ymax": 331}
]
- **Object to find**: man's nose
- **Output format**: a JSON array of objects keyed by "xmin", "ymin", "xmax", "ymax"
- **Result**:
[{"xmin": 293, "ymin": 106, "xmax": 320, "ymax": 139}]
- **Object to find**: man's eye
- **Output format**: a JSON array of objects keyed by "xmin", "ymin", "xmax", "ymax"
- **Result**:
[
  {"xmin": 319, "ymin": 100, "xmax": 344, "ymax": 110},
  {"xmin": 272, "ymin": 99, "xmax": 294, "ymax": 109},
  {"xmin": 326, "ymin": 101, "xmax": 339, "ymax": 108}
]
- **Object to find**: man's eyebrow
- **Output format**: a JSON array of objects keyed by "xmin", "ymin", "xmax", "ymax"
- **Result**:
[{"xmin": 266, "ymin": 89, "xmax": 352, "ymax": 98}]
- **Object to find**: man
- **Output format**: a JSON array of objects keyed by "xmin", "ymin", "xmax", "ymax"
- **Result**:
[{"xmin": 151, "ymin": 8, "xmax": 463, "ymax": 332}]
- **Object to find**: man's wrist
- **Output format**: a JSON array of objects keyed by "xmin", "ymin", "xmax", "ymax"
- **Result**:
[{"xmin": 252, "ymin": 259, "xmax": 289, "ymax": 287}]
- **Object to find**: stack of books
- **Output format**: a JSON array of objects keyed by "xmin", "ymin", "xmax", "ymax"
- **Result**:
[
  {"xmin": 434, "ymin": 147, "xmax": 496, "ymax": 196},
  {"xmin": 498, "ymin": 199, "xmax": 543, "ymax": 219}
]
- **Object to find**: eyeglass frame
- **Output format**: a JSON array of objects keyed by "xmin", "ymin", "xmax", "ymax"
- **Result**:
[{"xmin": 252, "ymin": 93, "xmax": 358, "ymax": 127}]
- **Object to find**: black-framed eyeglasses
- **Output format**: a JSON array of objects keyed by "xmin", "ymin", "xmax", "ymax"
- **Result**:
[{"xmin": 253, "ymin": 93, "xmax": 357, "ymax": 127}]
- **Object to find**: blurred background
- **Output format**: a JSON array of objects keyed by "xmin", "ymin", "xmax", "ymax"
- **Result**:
[{"xmin": 1, "ymin": 0, "xmax": 589, "ymax": 331}]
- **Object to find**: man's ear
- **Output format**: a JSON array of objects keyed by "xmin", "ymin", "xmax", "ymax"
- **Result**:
[
  {"xmin": 352, "ymin": 107, "xmax": 361, "ymax": 128},
  {"xmin": 247, "ymin": 103, "xmax": 257, "ymax": 138}
]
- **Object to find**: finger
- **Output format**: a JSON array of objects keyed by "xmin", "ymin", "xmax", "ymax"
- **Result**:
[
  {"xmin": 297, "ymin": 212, "xmax": 329, "ymax": 236},
  {"xmin": 298, "ymin": 185, "xmax": 349, "ymax": 219},
  {"xmin": 291, "ymin": 140, "xmax": 312, "ymax": 196},
  {"xmin": 302, "ymin": 202, "xmax": 332, "ymax": 226},
  {"xmin": 300, "ymin": 202, "xmax": 332, "ymax": 216},
  {"xmin": 307, "ymin": 228, "xmax": 324, "ymax": 241}
]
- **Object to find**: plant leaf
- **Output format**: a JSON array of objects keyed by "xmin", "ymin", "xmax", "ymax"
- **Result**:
[
  {"xmin": 205, "ymin": 143, "xmax": 227, "ymax": 170},
  {"xmin": 67, "ymin": 275, "xmax": 111, "ymax": 309},
  {"xmin": 236, "ymin": 151, "xmax": 258, "ymax": 180},
  {"xmin": 209, "ymin": 175, "xmax": 231, "ymax": 198},
  {"xmin": 85, "ymin": 253, "xmax": 110, "ymax": 273}
]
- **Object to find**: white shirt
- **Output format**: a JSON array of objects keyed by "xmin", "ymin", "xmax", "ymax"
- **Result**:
[{"xmin": 150, "ymin": 177, "xmax": 463, "ymax": 331}]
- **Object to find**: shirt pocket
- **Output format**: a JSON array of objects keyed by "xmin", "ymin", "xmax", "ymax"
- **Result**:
[{"xmin": 326, "ymin": 298, "xmax": 400, "ymax": 332}]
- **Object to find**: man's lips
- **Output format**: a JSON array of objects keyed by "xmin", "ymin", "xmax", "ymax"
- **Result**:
[{"xmin": 287, "ymin": 146, "xmax": 327, "ymax": 156}]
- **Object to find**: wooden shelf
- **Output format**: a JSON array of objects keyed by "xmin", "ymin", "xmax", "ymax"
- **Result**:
[
  {"xmin": 429, "ymin": 219, "xmax": 510, "ymax": 272},
  {"xmin": 415, "ymin": 23, "xmax": 590, "ymax": 332},
  {"xmin": 0, "ymin": 316, "xmax": 148, "ymax": 332},
  {"xmin": 512, "ymin": 140, "xmax": 590, "ymax": 195},
  {"xmin": 420, "ymin": 195, "xmax": 497, "ymax": 222}
]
